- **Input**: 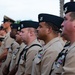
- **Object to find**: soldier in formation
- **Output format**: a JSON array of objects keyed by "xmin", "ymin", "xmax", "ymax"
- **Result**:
[{"xmin": 0, "ymin": 1, "xmax": 75, "ymax": 75}]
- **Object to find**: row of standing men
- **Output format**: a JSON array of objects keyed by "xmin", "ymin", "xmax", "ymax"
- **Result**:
[{"xmin": 0, "ymin": 1, "xmax": 75, "ymax": 75}]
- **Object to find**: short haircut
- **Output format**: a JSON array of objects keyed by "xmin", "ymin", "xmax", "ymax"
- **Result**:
[
  {"xmin": 70, "ymin": 12, "xmax": 75, "ymax": 21},
  {"xmin": 46, "ymin": 22, "xmax": 59, "ymax": 33}
]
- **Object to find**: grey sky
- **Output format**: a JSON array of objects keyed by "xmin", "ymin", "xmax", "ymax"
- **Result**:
[{"xmin": 0, "ymin": 0, "xmax": 70, "ymax": 24}]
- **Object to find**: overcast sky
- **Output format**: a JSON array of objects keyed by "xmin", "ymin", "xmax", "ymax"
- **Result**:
[{"xmin": 0, "ymin": 0, "xmax": 70, "ymax": 24}]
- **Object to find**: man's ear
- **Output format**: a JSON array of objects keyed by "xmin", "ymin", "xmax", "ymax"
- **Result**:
[{"xmin": 47, "ymin": 26, "xmax": 52, "ymax": 34}]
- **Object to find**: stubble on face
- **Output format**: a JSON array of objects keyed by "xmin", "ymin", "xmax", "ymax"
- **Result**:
[
  {"xmin": 61, "ymin": 12, "xmax": 74, "ymax": 40},
  {"xmin": 37, "ymin": 22, "xmax": 49, "ymax": 40}
]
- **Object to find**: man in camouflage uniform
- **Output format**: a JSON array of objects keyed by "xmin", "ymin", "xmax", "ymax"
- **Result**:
[
  {"xmin": 16, "ymin": 20, "xmax": 42, "ymax": 75},
  {"xmin": 0, "ymin": 25, "xmax": 6, "ymax": 75},
  {"xmin": 50, "ymin": 2, "xmax": 75, "ymax": 75},
  {"xmin": 0, "ymin": 16, "xmax": 19, "ymax": 75},
  {"xmin": 32, "ymin": 13, "xmax": 64, "ymax": 75},
  {"xmin": 8, "ymin": 23, "xmax": 26, "ymax": 75}
]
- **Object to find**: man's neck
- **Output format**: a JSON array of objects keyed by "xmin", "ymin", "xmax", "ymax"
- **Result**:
[
  {"xmin": 26, "ymin": 37, "xmax": 36, "ymax": 46},
  {"xmin": 68, "ymin": 33, "xmax": 75, "ymax": 45},
  {"xmin": 44, "ymin": 34, "xmax": 58, "ymax": 44},
  {"xmin": 6, "ymin": 27, "xmax": 11, "ymax": 33}
]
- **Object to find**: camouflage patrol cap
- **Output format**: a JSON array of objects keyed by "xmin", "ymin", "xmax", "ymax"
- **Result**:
[
  {"xmin": 63, "ymin": 2, "xmax": 75, "ymax": 14},
  {"xmin": 2, "ymin": 15, "xmax": 15, "ymax": 23}
]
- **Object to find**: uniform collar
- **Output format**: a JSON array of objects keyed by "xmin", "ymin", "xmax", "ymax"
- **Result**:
[
  {"xmin": 68, "ymin": 42, "xmax": 75, "ymax": 51},
  {"xmin": 26, "ymin": 39, "xmax": 39, "ymax": 48},
  {"xmin": 20, "ymin": 42, "xmax": 26, "ymax": 48},
  {"xmin": 44, "ymin": 37, "xmax": 60, "ymax": 50}
]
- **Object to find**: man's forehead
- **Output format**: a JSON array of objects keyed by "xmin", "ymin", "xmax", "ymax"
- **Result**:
[
  {"xmin": 64, "ymin": 12, "xmax": 71, "ymax": 18},
  {"xmin": 21, "ymin": 28, "xmax": 28, "ymax": 31},
  {"xmin": 3, "ymin": 21, "xmax": 8, "ymax": 23},
  {"xmin": 39, "ymin": 22, "xmax": 46, "ymax": 25},
  {"xmin": 11, "ymin": 28, "xmax": 17, "ymax": 30},
  {"xmin": 16, "ymin": 31, "xmax": 20, "ymax": 34}
]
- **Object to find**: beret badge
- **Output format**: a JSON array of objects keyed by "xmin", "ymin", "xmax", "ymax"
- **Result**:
[{"xmin": 40, "ymin": 17, "xmax": 43, "ymax": 21}]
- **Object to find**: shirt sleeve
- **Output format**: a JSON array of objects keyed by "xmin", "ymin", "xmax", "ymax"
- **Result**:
[
  {"xmin": 63, "ymin": 48, "xmax": 75, "ymax": 75},
  {"xmin": 41, "ymin": 49, "xmax": 60, "ymax": 75}
]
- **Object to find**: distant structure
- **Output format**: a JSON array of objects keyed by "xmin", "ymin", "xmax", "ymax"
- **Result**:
[
  {"xmin": 70, "ymin": 0, "xmax": 74, "ymax": 2},
  {"xmin": 60, "ymin": 0, "xmax": 64, "ymax": 17},
  {"xmin": 59, "ymin": 0, "xmax": 74, "ymax": 17}
]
